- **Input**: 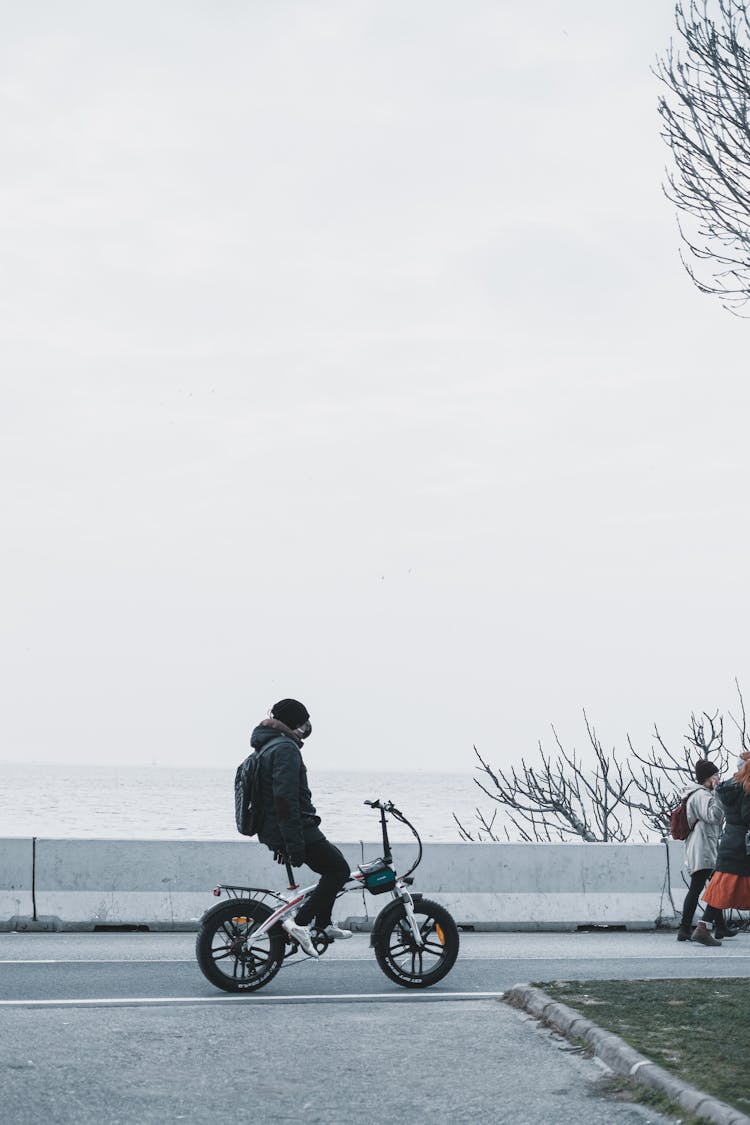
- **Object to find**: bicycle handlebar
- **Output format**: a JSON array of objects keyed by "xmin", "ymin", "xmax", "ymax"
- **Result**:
[
  {"xmin": 364, "ymin": 798, "xmax": 399, "ymax": 814},
  {"xmin": 363, "ymin": 797, "xmax": 422, "ymax": 879}
]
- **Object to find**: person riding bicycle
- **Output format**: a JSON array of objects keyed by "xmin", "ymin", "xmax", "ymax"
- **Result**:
[{"xmin": 251, "ymin": 698, "xmax": 352, "ymax": 957}]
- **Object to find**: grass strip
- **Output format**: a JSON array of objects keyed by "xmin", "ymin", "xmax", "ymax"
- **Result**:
[{"xmin": 535, "ymin": 978, "xmax": 750, "ymax": 1117}]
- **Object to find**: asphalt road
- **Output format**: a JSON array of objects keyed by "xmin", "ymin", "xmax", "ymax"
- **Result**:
[
  {"xmin": 1, "ymin": 930, "xmax": 748, "ymax": 1124},
  {"xmin": 3, "ymin": 929, "xmax": 750, "ymax": 1003}
]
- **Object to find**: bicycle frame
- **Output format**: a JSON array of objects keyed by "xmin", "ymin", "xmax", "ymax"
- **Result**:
[{"xmin": 211, "ymin": 799, "xmax": 426, "ymax": 949}]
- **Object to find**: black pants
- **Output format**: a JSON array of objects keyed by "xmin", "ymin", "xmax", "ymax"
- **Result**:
[
  {"xmin": 294, "ymin": 838, "xmax": 350, "ymax": 929},
  {"xmin": 681, "ymin": 868, "xmax": 723, "ymax": 928}
]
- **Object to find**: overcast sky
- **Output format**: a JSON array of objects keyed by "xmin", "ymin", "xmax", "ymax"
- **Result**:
[{"xmin": 2, "ymin": 1, "xmax": 748, "ymax": 775}]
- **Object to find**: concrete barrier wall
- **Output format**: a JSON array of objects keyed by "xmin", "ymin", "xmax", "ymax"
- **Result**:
[
  {"xmin": 0, "ymin": 837, "xmax": 689, "ymax": 931},
  {"xmin": 0, "ymin": 838, "xmax": 34, "ymax": 923}
]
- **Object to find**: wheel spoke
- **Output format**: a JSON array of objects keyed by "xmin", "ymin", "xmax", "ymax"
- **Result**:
[
  {"xmin": 245, "ymin": 941, "xmax": 268, "ymax": 956},
  {"xmin": 211, "ymin": 948, "xmax": 236, "ymax": 962},
  {"xmin": 388, "ymin": 937, "xmax": 444, "ymax": 965},
  {"xmin": 389, "ymin": 940, "xmax": 412, "ymax": 956}
]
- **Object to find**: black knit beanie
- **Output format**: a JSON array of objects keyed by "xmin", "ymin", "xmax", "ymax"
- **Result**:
[
  {"xmin": 271, "ymin": 698, "xmax": 310, "ymax": 729},
  {"xmin": 695, "ymin": 759, "xmax": 719, "ymax": 785}
]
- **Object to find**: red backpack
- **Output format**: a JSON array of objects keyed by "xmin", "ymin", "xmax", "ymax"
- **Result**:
[{"xmin": 669, "ymin": 795, "xmax": 693, "ymax": 840}]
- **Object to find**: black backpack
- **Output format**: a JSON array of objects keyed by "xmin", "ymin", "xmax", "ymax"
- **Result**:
[{"xmin": 234, "ymin": 738, "xmax": 282, "ymax": 837}]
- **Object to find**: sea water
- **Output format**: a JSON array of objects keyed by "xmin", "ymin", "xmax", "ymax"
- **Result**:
[{"xmin": 0, "ymin": 761, "xmax": 490, "ymax": 843}]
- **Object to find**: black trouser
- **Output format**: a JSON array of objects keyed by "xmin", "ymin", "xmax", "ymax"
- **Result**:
[
  {"xmin": 681, "ymin": 868, "xmax": 724, "ymax": 928},
  {"xmin": 701, "ymin": 904, "xmax": 723, "ymax": 925},
  {"xmin": 294, "ymin": 838, "xmax": 350, "ymax": 929}
]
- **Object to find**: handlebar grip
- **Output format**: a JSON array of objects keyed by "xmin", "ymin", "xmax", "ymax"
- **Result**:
[{"xmin": 364, "ymin": 798, "xmax": 380, "ymax": 808}]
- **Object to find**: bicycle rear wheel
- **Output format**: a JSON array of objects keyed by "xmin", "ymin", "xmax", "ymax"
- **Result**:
[
  {"xmin": 373, "ymin": 898, "xmax": 459, "ymax": 988},
  {"xmin": 196, "ymin": 899, "xmax": 285, "ymax": 993}
]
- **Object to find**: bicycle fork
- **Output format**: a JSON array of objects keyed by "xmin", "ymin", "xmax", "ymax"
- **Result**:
[{"xmin": 398, "ymin": 890, "xmax": 426, "ymax": 947}]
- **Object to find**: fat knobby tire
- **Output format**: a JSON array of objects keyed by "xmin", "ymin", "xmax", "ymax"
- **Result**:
[
  {"xmin": 195, "ymin": 898, "xmax": 285, "ymax": 993},
  {"xmin": 373, "ymin": 898, "xmax": 459, "ymax": 988}
]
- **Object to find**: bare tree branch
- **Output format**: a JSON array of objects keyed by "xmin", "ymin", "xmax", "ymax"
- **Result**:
[
  {"xmin": 656, "ymin": 1, "xmax": 750, "ymax": 311},
  {"xmin": 456, "ymin": 690, "xmax": 742, "ymax": 842},
  {"xmin": 728, "ymin": 676, "xmax": 750, "ymax": 754}
]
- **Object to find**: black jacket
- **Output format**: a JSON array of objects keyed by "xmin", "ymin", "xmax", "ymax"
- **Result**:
[
  {"xmin": 250, "ymin": 721, "xmax": 324, "ymax": 855},
  {"xmin": 714, "ymin": 780, "xmax": 750, "ymax": 877}
]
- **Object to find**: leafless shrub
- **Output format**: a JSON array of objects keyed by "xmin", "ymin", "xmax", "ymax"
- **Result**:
[
  {"xmin": 454, "ymin": 711, "xmax": 635, "ymax": 844},
  {"xmin": 457, "ymin": 689, "xmax": 743, "ymax": 843},
  {"xmin": 627, "ymin": 710, "xmax": 729, "ymax": 834},
  {"xmin": 655, "ymin": 0, "xmax": 750, "ymax": 311}
]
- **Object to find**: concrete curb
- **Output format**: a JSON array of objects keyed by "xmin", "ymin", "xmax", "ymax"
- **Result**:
[{"xmin": 505, "ymin": 984, "xmax": 750, "ymax": 1125}]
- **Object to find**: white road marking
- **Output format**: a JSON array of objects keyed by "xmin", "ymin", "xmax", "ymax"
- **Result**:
[
  {"xmin": 0, "ymin": 991, "xmax": 505, "ymax": 1008},
  {"xmin": 2, "ymin": 949, "xmax": 746, "ymax": 964},
  {"xmin": 0, "ymin": 959, "xmax": 196, "ymax": 964}
]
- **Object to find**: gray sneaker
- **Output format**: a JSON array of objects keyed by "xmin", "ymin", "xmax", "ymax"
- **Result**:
[
  {"xmin": 282, "ymin": 919, "xmax": 319, "ymax": 957},
  {"xmin": 323, "ymin": 923, "xmax": 353, "ymax": 940}
]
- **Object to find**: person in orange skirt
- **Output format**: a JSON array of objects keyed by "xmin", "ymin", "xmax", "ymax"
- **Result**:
[{"xmin": 695, "ymin": 758, "xmax": 750, "ymax": 946}]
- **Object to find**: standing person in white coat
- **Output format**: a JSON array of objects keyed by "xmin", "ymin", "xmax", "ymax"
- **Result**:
[{"xmin": 677, "ymin": 759, "xmax": 737, "ymax": 943}]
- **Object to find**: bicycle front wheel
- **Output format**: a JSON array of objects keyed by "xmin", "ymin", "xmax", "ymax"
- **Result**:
[
  {"xmin": 373, "ymin": 898, "xmax": 459, "ymax": 988},
  {"xmin": 196, "ymin": 899, "xmax": 285, "ymax": 993}
]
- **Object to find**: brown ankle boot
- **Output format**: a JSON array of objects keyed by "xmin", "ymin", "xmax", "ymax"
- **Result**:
[{"xmin": 690, "ymin": 922, "xmax": 722, "ymax": 947}]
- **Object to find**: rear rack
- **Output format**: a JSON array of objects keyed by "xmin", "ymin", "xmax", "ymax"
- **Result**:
[{"xmin": 213, "ymin": 885, "xmax": 285, "ymax": 908}]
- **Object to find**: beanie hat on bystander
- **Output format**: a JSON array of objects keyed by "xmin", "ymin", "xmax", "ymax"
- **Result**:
[
  {"xmin": 695, "ymin": 759, "xmax": 719, "ymax": 785},
  {"xmin": 271, "ymin": 698, "xmax": 310, "ymax": 729}
]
